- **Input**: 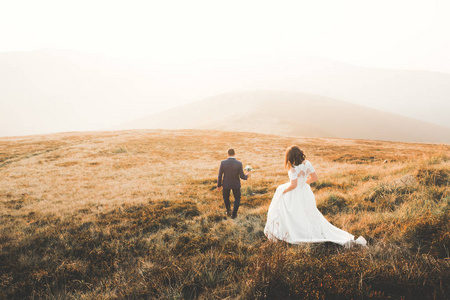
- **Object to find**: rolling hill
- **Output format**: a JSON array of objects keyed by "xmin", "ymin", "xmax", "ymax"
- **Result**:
[
  {"xmin": 118, "ymin": 91, "xmax": 450, "ymax": 144},
  {"xmin": 0, "ymin": 129, "xmax": 449, "ymax": 298}
]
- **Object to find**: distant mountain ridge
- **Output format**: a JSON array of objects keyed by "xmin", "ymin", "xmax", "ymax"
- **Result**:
[
  {"xmin": 2, "ymin": 49, "xmax": 450, "ymax": 137},
  {"xmin": 118, "ymin": 91, "xmax": 450, "ymax": 144}
]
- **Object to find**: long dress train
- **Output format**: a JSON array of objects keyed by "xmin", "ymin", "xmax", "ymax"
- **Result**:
[{"xmin": 264, "ymin": 160, "xmax": 367, "ymax": 247}]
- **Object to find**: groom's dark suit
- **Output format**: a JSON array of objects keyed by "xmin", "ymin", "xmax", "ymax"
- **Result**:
[{"xmin": 217, "ymin": 157, "xmax": 248, "ymax": 217}]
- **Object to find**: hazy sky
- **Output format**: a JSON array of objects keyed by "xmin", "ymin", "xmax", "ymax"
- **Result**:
[{"xmin": 1, "ymin": 0, "xmax": 450, "ymax": 73}]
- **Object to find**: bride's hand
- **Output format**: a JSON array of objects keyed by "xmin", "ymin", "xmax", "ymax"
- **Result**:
[{"xmin": 306, "ymin": 172, "xmax": 318, "ymax": 184}]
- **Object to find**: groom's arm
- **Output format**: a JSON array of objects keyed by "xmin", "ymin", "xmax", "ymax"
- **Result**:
[{"xmin": 217, "ymin": 162, "xmax": 224, "ymax": 188}]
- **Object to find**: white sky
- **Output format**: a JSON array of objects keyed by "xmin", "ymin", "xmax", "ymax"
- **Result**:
[{"xmin": 1, "ymin": 0, "xmax": 450, "ymax": 73}]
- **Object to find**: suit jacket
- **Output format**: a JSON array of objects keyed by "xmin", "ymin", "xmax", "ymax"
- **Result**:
[{"xmin": 217, "ymin": 157, "xmax": 248, "ymax": 189}]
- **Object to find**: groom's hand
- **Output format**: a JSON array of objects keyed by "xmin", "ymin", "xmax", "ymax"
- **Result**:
[{"xmin": 217, "ymin": 187, "xmax": 222, "ymax": 191}]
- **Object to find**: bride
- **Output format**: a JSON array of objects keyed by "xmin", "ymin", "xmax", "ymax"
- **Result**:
[{"xmin": 264, "ymin": 145, "xmax": 367, "ymax": 247}]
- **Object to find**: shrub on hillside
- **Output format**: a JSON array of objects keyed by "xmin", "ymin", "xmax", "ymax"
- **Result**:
[
  {"xmin": 364, "ymin": 182, "xmax": 415, "ymax": 211},
  {"xmin": 317, "ymin": 194, "xmax": 348, "ymax": 215},
  {"xmin": 403, "ymin": 209, "xmax": 450, "ymax": 259},
  {"xmin": 416, "ymin": 167, "xmax": 450, "ymax": 186},
  {"xmin": 311, "ymin": 180, "xmax": 334, "ymax": 190}
]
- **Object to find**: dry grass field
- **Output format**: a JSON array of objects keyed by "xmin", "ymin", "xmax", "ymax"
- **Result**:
[{"xmin": 0, "ymin": 129, "xmax": 449, "ymax": 299}]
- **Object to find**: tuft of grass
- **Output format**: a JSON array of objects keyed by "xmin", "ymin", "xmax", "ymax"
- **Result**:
[
  {"xmin": 311, "ymin": 180, "xmax": 335, "ymax": 190},
  {"xmin": 242, "ymin": 186, "xmax": 254, "ymax": 196},
  {"xmin": 426, "ymin": 154, "xmax": 449, "ymax": 165},
  {"xmin": 364, "ymin": 182, "xmax": 416, "ymax": 211},
  {"xmin": 403, "ymin": 209, "xmax": 450, "ymax": 258},
  {"xmin": 317, "ymin": 194, "xmax": 348, "ymax": 215},
  {"xmin": 113, "ymin": 147, "xmax": 128, "ymax": 154},
  {"xmin": 361, "ymin": 174, "xmax": 379, "ymax": 182},
  {"xmin": 416, "ymin": 166, "xmax": 450, "ymax": 186}
]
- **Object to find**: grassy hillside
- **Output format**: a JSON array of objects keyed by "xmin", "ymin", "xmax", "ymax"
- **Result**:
[
  {"xmin": 118, "ymin": 91, "xmax": 450, "ymax": 144},
  {"xmin": 0, "ymin": 130, "xmax": 449, "ymax": 299}
]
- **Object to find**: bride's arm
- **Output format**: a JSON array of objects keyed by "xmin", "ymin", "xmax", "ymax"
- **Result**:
[
  {"xmin": 282, "ymin": 178, "xmax": 298, "ymax": 194},
  {"xmin": 306, "ymin": 172, "xmax": 318, "ymax": 184}
]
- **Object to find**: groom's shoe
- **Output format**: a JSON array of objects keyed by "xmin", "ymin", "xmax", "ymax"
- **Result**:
[
  {"xmin": 226, "ymin": 209, "xmax": 232, "ymax": 217},
  {"xmin": 231, "ymin": 213, "xmax": 237, "ymax": 219}
]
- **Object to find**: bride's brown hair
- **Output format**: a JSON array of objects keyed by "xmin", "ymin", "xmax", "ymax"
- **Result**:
[{"xmin": 285, "ymin": 145, "xmax": 306, "ymax": 169}]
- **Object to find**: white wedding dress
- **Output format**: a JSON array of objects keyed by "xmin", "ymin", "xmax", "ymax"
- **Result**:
[{"xmin": 264, "ymin": 160, "xmax": 367, "ymax": 247}]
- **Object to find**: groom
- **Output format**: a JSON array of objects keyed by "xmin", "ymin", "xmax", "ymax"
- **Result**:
[{"xmin": 217, "ymin": 148, "xmax": 250, "ymax": 219}]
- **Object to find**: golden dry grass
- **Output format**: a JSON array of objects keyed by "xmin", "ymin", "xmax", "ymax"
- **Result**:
[{"xmin": 0, "ymin": 129, "xmax": 449, "ymax": 299}]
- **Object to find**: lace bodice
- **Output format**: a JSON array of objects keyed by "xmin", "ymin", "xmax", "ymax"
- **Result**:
[{"xmin": 288, "ymin": 160, "xmax": 315, "ymax": 187}]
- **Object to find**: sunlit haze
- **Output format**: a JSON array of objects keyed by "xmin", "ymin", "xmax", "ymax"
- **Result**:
[
  {"xmin": 2, "ymin": 0, "xmax": 449, "ymax": 71},
  {"xmin": 1, "ymin": 0, "xmax": 450, "ymax": 139}
]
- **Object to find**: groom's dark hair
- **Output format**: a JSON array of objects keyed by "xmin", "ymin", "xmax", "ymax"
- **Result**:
[{"xmin": 227, "ymin": 148, "xmax": 235, "ymax": 156}]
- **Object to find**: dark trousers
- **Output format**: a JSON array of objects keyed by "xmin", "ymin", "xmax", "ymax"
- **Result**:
[{"xmin": 223, "ymin": 188, "xmax": 241, "ymax": 216}]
